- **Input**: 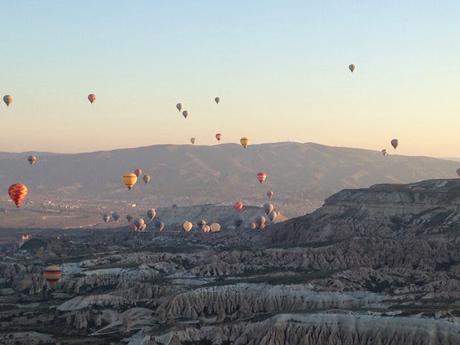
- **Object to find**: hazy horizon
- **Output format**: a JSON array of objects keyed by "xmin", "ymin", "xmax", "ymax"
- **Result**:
[{"xmin": 2, "ymin": 1, "xmax": 460, "ymax": 157}]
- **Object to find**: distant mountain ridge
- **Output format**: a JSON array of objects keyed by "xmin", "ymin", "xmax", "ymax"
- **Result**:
[{"xmin": 0, "ymin": 142, "xmax": 459, "ymax": 217}]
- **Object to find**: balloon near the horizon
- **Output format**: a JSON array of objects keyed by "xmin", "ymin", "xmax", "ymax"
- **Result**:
[
  {"xmin": 190, "ymin": 137, "xmax": 196, "ymax": 145},
  {"xmin": 87, "ymin": 94, "xmax": 96, "ymax": 104},
  {"xmin": 143, "ymin": 175, "xmax": 151, "ymax": 184},
  {"xmin": 133, "ymin": 168, "xmax": 142, "ymax": 177},
  {"xmin": 391, "ymin": 139, "xmax": 399, "ymax": 149},
  {"xmin": 267, "ymin": 190, "xmax": 274, "ymax": 200},
  {"xmin": 123, "ymin": 173, "xmax": 137, "ymax": 190},
  {"xmin": 381, "ymin": 149, "xmax": 387, "ymax": 156},
  {"xmin": 457, "ymin": 168, "xmax": 460, "ymax": 177},
  {"xmin": 27, "ymin": 155, "xmax": 38, "ymax": 165},
  {"xmin": 210, "ymin": 223, "xmax": 221, "ymax": 233},
  {"xmin": 215, "ymin": 133, "xmax": 222, "ymax": 142},
  {"xmin": 102, "ymin": 214, "xmax": 111, "ymax": 223},
  {"xmin": 257, "ymin": 172, "xmax": 267, "ymax": 184},
  {"xmin": 240, "ymin": 137, "xmax": 250, "ymax": 148},
  {"xmin": 8, "ymin": 183, "xmax": 28, "ymax": 208},
  {"xmin": 233, "ymin": 201, "xmax": 244, "ymax": 211},
  {"xmin": 3, "ymin": 95, "xmax": 13, "ymax": 107}
]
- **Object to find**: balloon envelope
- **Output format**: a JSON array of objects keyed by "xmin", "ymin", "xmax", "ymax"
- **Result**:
[
  {"xmin": 43, "ymin": 265, "xmax": 62, "ymax": 289},
  {"xmin": 267, "ymin": 191, "xmax": 274, "ymax": 200},
  {"xmin": 263, "ymin": 203, "xmax": 274, "ymax": 215},
  {"xmin": 257, "ymin": 172, "xmax": 267, "ymax": 184},
  {"xmin": 391, "ymin": 139, "xmax": 399, "ymax": 149},
  {"xmin": 3, "ymin": 95, "xmax": 13, "ymax": 107},
  {"xmin": 88, "ymin": 94, "xmax": 96, "ymax": 104},
  {"xmin": 183, "ymin": 221, "xmax": 193, "ymax": 232},
  {"xmin": 190, "ymin": 137, "xmax": 196, "ymax": 144},
  {"xmin": 134, "ymin": 169, "xmax": 142, "ymax": 177},
  {"xmin": 182, "ymin": 110, "xmax": 188, "ymax": 119},
  {"xmin": 143, "ymin": 175, "xmax": 151, "ymax": 184},
  {"xmin": 8, "ymin": 183, "xmax": 28, "ymax": 208},
  {"xmin": 349, "ymin": 64, "xmax": 355, "ymax": 72},
  {"xmin": 147, "ymin": 208, "xmax": 156, "ymax": 220},
  {"xmin": 123, "ymin": 173, "xmax": 138, "ymax": 190},
  {"xmin": 215, "ymin": 133, "xmax": 222, "ymax": 141},
  {"xmin": 234, "ymin": 201, "xmax": 244, "ymax": 211},
  {"xmin": 215, "ymin": 97, "xmax": 220, "ymax": 104},
  {"xmin": 103, "ymin": 214, "xmax": 111, "ymax": 223},
  {"xmin": 176, "ymin": 103, "xmax": 182, "ymax": 112},
  {"xmin": 240, "ymin": 137, "xmax": 250, "ymax": 148},
  {"xmin": 27, "ymin": 155, "xmax": 38, "ymax": 165},
  {"xmin": 111, "ymin": 212, "xmax": 120, "ymax": 222},
  {"xmin": 210, "ymin": 223, "xmax": 221, "ymax": 232}
]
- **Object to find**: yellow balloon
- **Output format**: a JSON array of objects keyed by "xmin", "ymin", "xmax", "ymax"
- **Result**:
[
  {"xmin": 240, "ymin": 137, "xmax": 250, "ymax": 148},
  {"xmin": 123, "ymin": 173, "xmax": 138, "ymax": 190},
  {"xmin": 182, "ymin": 221, "xmax": 193, "ymax": 232},
  {"xmin": 210, "ymin": 223, "xmax": 221, "ymax": 233}
]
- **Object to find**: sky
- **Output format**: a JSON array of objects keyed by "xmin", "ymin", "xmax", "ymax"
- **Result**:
[{"xmin": 1, "ymin": 1, "xmax": 459, "ymax": 157}]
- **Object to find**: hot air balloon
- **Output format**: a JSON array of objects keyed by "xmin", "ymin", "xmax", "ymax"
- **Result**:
[
  {"xmin": 234, "ymin": 217, "xmax": 244, "ymax": 227},
  {"xmin": 263, "ymin": 203, "xmax": 274, "ymax": 215},
  {"xmin": 27, "ymin": 155, "xmax": 38, "ymax": 166},
  {"xmin": 183, "ymin": 221, "xmax": 193, "ymax": 232},
  {"xmin": 190, "ymin": 137, "xmax": 196, "ymax": 144},
  {"xmin": 349, "ymin": 64, "xmax": 355, "ymax": 72},
  {"xmin": 240, "ymin": 137, "xmax": 250, "ymax": 149},
  {"xmin": 102, "ymin": 214, "xmax": 111, "ymax": 223},
  {"xmin": 268, "ymin": 211, "xmax": 278, "ymax": 222},
  {"xmin": 456, "ymin": 168, "xmax": 460, "ymax": 177},
  {"xmin": 176, "ymin": 103, "xmax": 183, "ymax": 112},
  {"xmin": 391, "ymin": 139, "xmax": 399, "ymax": 149},
  {"xmin": 43, "ymin": 265, "xmax": 62, "ymax": 289},
  {"xmin": 257, "ymin": 172, "xmax": 267, "ymax": 184},
  {"xmin": 134, "ymin": 169, "xmax": 142, "ymax": 177},
  {"xmin": 210, "ymin": 223, "xmax": 221, "ymax": 233},
  {"xmin": 249, "ymin": 222, "xmax": 257, "ymax": 230},
  {"xmin": 381, "ymin": 149, "xmax": 387, "ymax": 156},
  {"xmin": 214, "ymin": 97, "xmax": 220, "ymax": 104},
  {"xmin": 256, "ymin": 215, "xmax": 266, "ymax": 227},
  {"xmin": 202, "ymin": 225, "xmax": 211, "ymax": 233},
  {"xmin": 267, "ymin": 191, "xmax": 274, "ymax": 200},
  {"xmin": 88, "ymin": 94, "xmax": 96, "ymax": 104},
  {"xmin": 134, "ymin": 218, "xmax": 146, "ymax": 232},
  {"xmin": 215, "ymin": 133, "xmax": 222, "ymax": 142},
  {"xmin": 8, "ymin": 183, "xmax": 28, "ymax": 208},
  {"xmin": 197, "ymin": 219, "xmax": 207, "ymax": 228},
  {"xmin": 111, "ymin": 212, "xmax": 120, "ymax": 222},
  {"xmin": 126, "ymin": 214, "xmax": 133, "ymax": 223},
  {"xmin": 123, "ymin": 173, "xmax": 138, "ymax": 190},
  {"xmin": 234, "ymin": 201, "xmax": 244, "ymax": 211},
  {"xmin": 3, "ymin": 95, "xmax": 13, "ymax": 107},
  {"xmin": 182, "ymin": 110, "xmax": 188, "ymax": 119},
  {"xmin": 143, "ymin": 175, "xmax": 151, "ymax": 184},
  {"xmin": 147, "ymin": 208, "xmax": 156, "ymax": 221}
]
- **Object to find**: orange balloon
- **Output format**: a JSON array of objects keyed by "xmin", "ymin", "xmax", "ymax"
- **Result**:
[{"xmin": 8, "ymin": 183, "xmax": 28, "ymax": 208}]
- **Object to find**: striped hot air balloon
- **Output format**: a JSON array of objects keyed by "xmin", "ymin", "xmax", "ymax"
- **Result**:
[
  {"xmin": 8, "ymin": 183, "xmax": 28, "ymax": 208},
  {"xmin": 43, "ymin": 265, "xmax": 62, "ymax": 289}
]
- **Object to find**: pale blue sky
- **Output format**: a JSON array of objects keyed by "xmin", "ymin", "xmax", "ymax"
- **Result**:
[{"xmin": 1, "ymin": 1, "xmax": 459, "ymax": 156}]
